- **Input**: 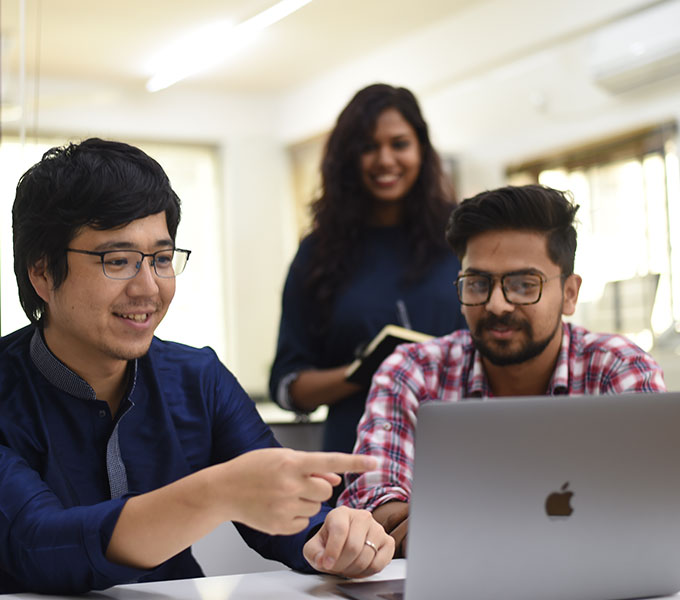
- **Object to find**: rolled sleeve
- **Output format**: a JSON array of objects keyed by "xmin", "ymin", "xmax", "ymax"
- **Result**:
[
  {"xmin": 0, "ymin": 446, "xmax": 151, "ymax": 594},
  {"xmin": 234, "ymin": 504, "xmax": 331, "ymax": 574},
  {"xmin": 338, "ymin": 347, "xmax": 422, "ymax": 511}
]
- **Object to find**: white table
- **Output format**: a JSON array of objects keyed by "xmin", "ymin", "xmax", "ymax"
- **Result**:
[
  {"xmin": 0, "ymin": 559, "xmax": 405, "ymax": 599},
  {"xmin": 4, "ymin": 560, "xmax": 680, "ymax": 600}
]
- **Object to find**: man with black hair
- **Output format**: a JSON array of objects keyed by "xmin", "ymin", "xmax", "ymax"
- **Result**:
[
  {"xmin": 339, "ymin": 184, "xmax": 665, "ymax": 557},
  {"xmin": 0, "ymin": 138, "xmax": 393, "ymax": 594}
]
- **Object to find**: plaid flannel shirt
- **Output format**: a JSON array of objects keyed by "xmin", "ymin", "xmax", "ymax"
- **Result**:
[{"xmin": 339, "ymin": 322, "xmax": 666, "ymax": 511}]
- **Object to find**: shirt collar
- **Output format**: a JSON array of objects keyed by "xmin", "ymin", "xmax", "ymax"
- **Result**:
[
  {"xmin": 546, "ymin": 322, "xmax": 570, "ymax": 395},
  {"xmin": 466, "ymin": 349, "xmax": 492, "ymax": 397},
  {"xmin": 29, "ymin": 328, "xmax": 138, "ymax": 401}
]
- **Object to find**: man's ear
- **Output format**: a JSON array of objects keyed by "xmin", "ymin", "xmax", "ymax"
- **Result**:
[
  {"xmin": 562, "ymin": 274, "xmax": 582, "ymax": 316},
  {"xmin": 27, "ymin": 258, "xmax": 52, "ymax": 303}
]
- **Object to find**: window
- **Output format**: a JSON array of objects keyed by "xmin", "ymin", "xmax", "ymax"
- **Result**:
[{"xmin": 506, "ymin": 123, "xmax": 680, "ymax": 355}]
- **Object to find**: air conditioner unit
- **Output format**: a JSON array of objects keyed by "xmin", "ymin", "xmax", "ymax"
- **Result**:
[{"xmin": 588, "ymin": 0, "xmax": 680, "ymax": 94}]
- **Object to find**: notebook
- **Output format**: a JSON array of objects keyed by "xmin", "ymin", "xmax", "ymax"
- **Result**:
[{"xmin": 337, "ymin": 392, "xmax": 680, "ymax": 600}]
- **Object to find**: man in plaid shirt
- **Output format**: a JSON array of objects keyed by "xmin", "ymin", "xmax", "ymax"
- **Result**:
[{"xmin": 338, "ymin": 184, "xmax": 666, "ymax": 557}]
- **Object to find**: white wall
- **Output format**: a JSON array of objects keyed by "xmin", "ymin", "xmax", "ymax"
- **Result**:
[
  {"xmin": 275, "ymin": 0, "xmax": 661, "ymax": 140},
  {"xmin": 219, "ymin": 137, "xmax": 299, "ymax": 394}
]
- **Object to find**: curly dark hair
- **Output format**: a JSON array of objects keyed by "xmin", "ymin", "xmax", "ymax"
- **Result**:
[
  {"xmin": 306, "ymin": 83, "xmax": 455, "ymax": 322},
  {"xmin": 13, "ymin": 138, "xmax": 181, "ymax": 326}
]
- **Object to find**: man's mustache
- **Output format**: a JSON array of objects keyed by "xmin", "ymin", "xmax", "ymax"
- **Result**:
[{"xmin": 474, "ymin": 313, "xmax": 532, "ymax": 336}]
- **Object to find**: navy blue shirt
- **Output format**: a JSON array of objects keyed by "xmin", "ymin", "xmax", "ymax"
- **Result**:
[
  {"xmin": 270, "ymin": 226, "xmax": 467, "ymax": 455},
  {"xmin": 0, "ymin": 326, "xmax": 328, "ymax": 594}
]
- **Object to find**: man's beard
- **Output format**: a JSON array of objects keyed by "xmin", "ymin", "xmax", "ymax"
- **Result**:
[{"xmin": 471, "ymin": 311, "xmax": 562, "ymax": 366}]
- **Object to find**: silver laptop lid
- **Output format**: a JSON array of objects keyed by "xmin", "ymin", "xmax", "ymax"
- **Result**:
[{"xmin": 405, "ymin": 392, "xmax": 680, "ymax": 600}]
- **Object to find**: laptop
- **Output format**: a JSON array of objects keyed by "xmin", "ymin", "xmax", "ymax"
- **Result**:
[{"xmin": 337, "ymin": 392, "xmax": 680, "ymax": 600}]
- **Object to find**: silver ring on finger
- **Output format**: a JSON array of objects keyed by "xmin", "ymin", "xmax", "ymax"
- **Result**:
[{"xmin": 364, "ymin": 539, "xmax": 378, "ymax": 556}]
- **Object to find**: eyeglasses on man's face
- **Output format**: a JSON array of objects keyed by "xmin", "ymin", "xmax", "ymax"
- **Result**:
[
  {"xmin": 455, "ymin": 272, "xmax": 562, "ymax": 306},
  {"xmin": 66, "ymin": 248, "xmax": 191, "ymax": 280}
]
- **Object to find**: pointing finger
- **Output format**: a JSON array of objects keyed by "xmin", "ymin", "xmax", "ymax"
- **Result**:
[
  {"xmin": 311, "ymin": 472, "xmax": 343, "ymax": 487},
  {"xmin": 301, "ymin": 452, "xmax": 378, "ymax": 476}
]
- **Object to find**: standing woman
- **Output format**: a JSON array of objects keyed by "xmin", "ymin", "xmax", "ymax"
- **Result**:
[{"xmin": 270, "ymin": 83, "xmax": 466, "ymax": 458}]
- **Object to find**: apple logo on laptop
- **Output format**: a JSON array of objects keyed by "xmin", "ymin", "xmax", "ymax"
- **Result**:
[{"xmin": 545, "ymin": 482, "xmax": 574, "ymax": 518}]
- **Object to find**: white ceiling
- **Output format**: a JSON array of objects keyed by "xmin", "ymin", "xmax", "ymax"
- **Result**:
[
  {"xmin": 2, "ymin": 0, "xmax": 679, "ymax": 172},
  {"xmin": 0, "ymin": 0, "xmax": 476, "ymax": 94}
]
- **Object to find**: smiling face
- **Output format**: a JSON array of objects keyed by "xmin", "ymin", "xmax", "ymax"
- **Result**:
[
  {"xmin": 460, "ymin": 229, "xmax": 581, "ymax": 367},
  {"xmin": 29, "ymin": 212, "xmax": 176, "ymax": 374},
  {"xmin": 359, "ymin": 107, "xmax": 422, "ymax": 206}
]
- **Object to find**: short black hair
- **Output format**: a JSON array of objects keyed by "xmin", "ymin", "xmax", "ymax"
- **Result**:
[
  {"xmin": 446, "ymin": 184, "xmax": 579, "ymax": 276},
  {"xmin": 12, "ymin": 138, "xmax": 181, "ymax": 325}
]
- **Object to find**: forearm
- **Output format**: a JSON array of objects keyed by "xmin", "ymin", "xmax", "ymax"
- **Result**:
[
  {"xmin": 289, "ymin": 366, "xmax": 362, "ymax": 412},
  {"xmin": 106, "ymin": 466, "xmax": 225, "ymax": 569},
  {"xmin": 107, "ymin": 448, "xmax": 368, "ymax": 570}
]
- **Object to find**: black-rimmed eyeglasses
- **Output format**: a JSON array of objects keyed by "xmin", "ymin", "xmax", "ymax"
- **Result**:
[
  {"xmin": 455, "ymin": 272, "xmax": 562, "ymax": 306},
  {"xmin": 67, "ymin": 248, "xmax": 191, "ymax": 280}
]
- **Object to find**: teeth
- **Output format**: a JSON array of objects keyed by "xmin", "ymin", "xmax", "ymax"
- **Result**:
[
  {"xmin": 376, "ymin": 175, "xmax": 397, "ymax": 182},
  {"xmin": 120, "ymin": 313, "xmax": 148, "ymax": 322}
]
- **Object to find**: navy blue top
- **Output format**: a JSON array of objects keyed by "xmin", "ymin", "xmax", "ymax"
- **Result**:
[
  {"xmin": 269, "ymin": 226, "xmax": 467, "ymax": 454},
  {"xmin": 0, "ymin": 326, "xmax": 329, "ymax": 594}
]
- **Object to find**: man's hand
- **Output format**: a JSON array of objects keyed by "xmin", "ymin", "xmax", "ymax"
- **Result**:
[
  {"xmin": 217, "ymin": 449, "xmax": 378, "ymax": 536},
  {"xmin": 303, "ymin": 506, "xmax": 395, "ymax": 578},
  {"xmin": 107, "ymin": 448, "xmax": 377, "ymax": 570}
]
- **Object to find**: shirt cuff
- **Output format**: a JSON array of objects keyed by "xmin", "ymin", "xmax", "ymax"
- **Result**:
[
  {"xmin": 276, "ymin": 372, "xmax": 311, "ymax": 414},
  {"xmin": 87, "ymin": 497, "xmax": 154, "ymax": 587}
]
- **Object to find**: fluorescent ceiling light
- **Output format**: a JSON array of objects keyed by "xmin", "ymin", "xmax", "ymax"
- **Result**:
[{"xmin": 146, "ymin": 0, "xmax": 314, "ymax": 93}]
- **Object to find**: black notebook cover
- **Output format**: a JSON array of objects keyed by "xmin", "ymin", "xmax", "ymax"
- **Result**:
[{"xmin": 345, "ymin": 324, "xmax": 432, "ymax": 387}]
